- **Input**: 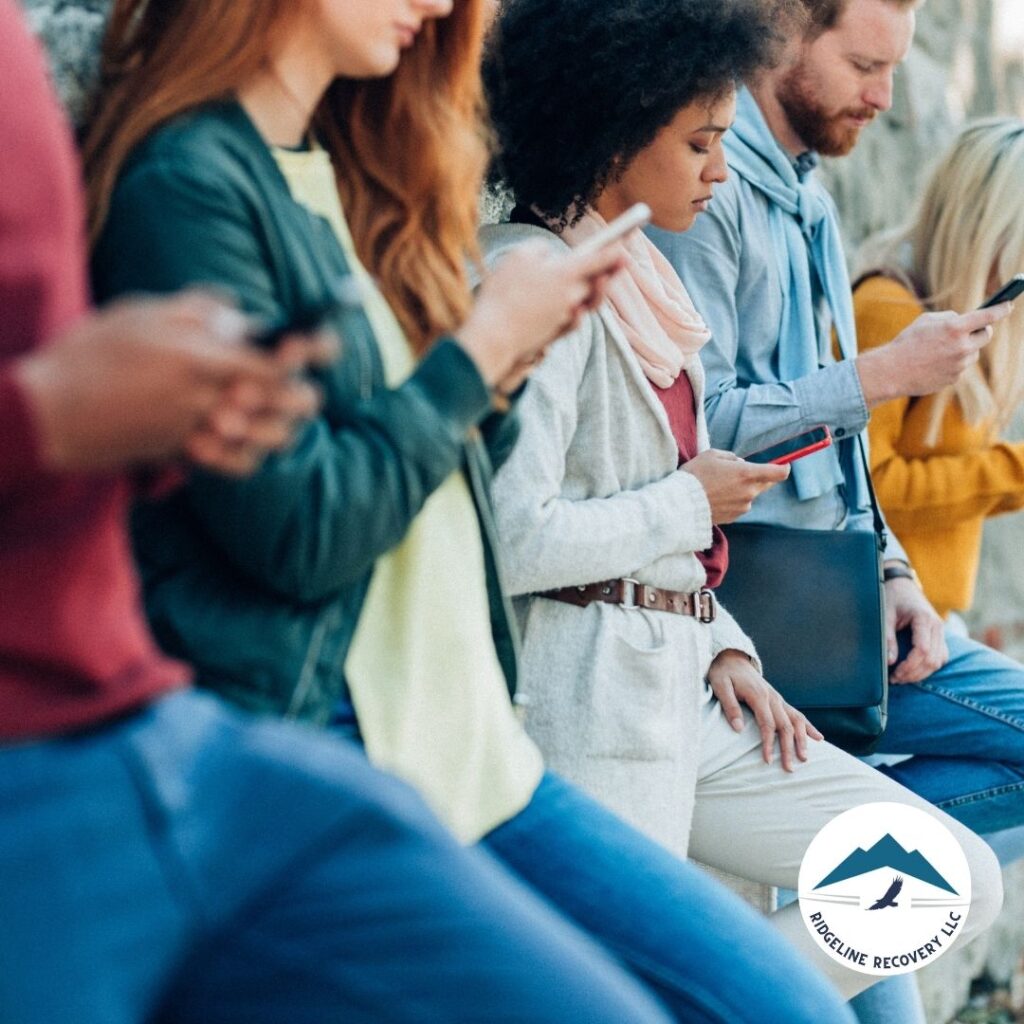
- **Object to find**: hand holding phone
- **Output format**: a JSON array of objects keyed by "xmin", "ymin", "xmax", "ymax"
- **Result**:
[
  {"xmin": 683, "ymin": 449, "xmax": 789, "ymax": 524},
  {"xmin": 978, "ymin": 274, "xmax": 1024, "ymax": 310},
  {"xmin": 251, "ymin": 298, "xmax": 347, "ymax": 350},
  {"xmin": 744, "ymin": 425, "xmax": 833, "ymax": 466}
]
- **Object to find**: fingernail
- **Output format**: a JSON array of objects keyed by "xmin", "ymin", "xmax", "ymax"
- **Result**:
[
  {"xmin": 209, "ymin": 307, "xmax": 249, "ymax": 341},
  {"xmin": 730, "ymin": 717, "xmax": 743, "ymax": 732}
]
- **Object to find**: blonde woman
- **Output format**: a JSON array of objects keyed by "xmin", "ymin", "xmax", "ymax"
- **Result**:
[
  {"xmin": 855, "ymin": 117, "xmax": 1024, "ymax": 870},
  {"xmin": 855, "ymin": 118, "xmax": 1024, "ymax": 621}
]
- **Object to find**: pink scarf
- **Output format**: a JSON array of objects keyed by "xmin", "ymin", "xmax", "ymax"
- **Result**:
[{"xmin": 560, "ymin": 209, "xmax": 711, "ymax": 388}]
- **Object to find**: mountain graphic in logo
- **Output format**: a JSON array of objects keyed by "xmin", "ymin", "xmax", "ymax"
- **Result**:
[{"xmin": 813, "ymin": 833, "xmax": 957, "ymax": 894}]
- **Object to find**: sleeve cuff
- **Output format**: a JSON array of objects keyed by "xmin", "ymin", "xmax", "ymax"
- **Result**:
[
  {"xmin": 0, "ymin": 366, "xmax": 44, "ymax": 491},
  {"xmin": 672, "ymin": 470, "xmax": 715, "ymax": 554},
  {"xmin": 409, "ymin": 337, "xmax": 493, "ymax": 437},
  {"xmin": 709, "ymin": 600, "xmax": 762, "ymax": 675},
  {"xmin": 881, "ymin": 524, "xmax": 910, "ymax": 566},
  {"xmin": 793, "ymin": 360, "xmax": 869, "ymax": 438}
]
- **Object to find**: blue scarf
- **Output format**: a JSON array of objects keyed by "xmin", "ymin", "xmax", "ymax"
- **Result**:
[{"xmin": 724, "ymin": 89, "xmax": 859, "ymax": 502}]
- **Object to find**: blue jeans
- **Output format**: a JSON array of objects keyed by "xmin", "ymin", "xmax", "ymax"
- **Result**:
[
  {"xmin": 874, "ymin": 630, "xmax": 1024, "ymax": 833},
  {"xmin": 332, "ymin": 706, "xmax": 854, "ymax": 1023},
  {"xmin": 842, "ymin": 631, "xmax": 1024, "ymax": 1024},
  {"xmin": 483, "ymin": 773, "xmax": 855, "ymax": 1024},
  {"xmin": 0, "ymin": 691, "xmax": 679, "ymax": 1024}
]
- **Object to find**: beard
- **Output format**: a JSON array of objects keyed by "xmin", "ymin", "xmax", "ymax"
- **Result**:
[{"xmin": 775, "ymin": 60, "xmax": 877, "ymax": 157}]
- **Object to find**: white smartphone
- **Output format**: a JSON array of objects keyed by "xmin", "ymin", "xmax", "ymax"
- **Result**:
[{"xmin": 573, "ymin": 202, "xmax": 652, "ymax": 259}]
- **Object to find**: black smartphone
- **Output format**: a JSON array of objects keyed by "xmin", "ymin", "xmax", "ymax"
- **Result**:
[
  {"xmin": 978, "ymin": 274, "xmax": 1024, "ymax": 310},
  {"xmin": 251, "ymin": 300, "xmax": 344, "ymax": 349},
  {"xmin": 744, "ymin": 425, "xmax": 833, "ymax": 466}
]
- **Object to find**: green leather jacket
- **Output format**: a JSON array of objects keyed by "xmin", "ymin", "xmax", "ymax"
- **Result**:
[{"xmin": 92, "ymin": 101, "xmax": 521, "ymax": 724}]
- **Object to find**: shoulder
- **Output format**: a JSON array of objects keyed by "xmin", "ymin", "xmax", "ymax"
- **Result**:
[
  {"xmin": 854, "ymin": 274, "xmax": 924, "ymax": 352},
  {"xmin": 478, "ymin": 221, "xmax": 569, "ymax": 266},
  {"xmin": 113, "ymin": 103, "xmax": 271, "ymax": 209}
]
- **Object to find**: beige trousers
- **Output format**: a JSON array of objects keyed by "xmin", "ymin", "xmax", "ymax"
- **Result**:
[{"xmin": 688, "ymin": 686, "xmax": 1004, "ymax": 999}]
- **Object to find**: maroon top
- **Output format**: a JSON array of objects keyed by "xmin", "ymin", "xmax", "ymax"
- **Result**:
[
  {"xmin": 0, "ymin": 0, "xmax": 186, "ymax": 740},
  {"xmin": 651, "ymin": 372, "xmax": 729, "ymax": 588}
]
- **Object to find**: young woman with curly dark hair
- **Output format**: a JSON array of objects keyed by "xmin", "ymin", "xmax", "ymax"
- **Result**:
[{"xmin": 483, "ymin": 0, "xmax": 1004, "ymax": 1005}]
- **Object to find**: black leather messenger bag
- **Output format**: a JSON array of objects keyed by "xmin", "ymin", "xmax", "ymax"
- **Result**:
[{"xmin": 714, "ymin": 437, "xmax": 888, "ymax": 755}]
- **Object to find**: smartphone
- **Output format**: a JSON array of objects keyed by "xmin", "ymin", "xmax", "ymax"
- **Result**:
[
  {"xmin": 251, "ymin": 299, "xmax": 345, "ymax": 349},
  {"xmin": 745, "ymin": 425, "xmax": 833, "ymax": 466},
  {"xmin": 978, "ymin": 274, "xmax": 1024, "ymax": 310},
  {"xmin": 573, "ymin": 203, "xmax": 652, "ymax": 259}
]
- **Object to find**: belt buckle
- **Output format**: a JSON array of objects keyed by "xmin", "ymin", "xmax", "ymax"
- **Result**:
[
  {"xmin": 621, "ymin": 578, "xmax": 640, "ymax": 609},
  {"xmin": 696, "ymin": 588, "xmax": 717, "ymax": 623}
]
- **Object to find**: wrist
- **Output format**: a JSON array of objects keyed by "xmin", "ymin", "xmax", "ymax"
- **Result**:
[
  {"xmin": 855, "ymin": 347, "xmax": 901, "ymax": 407},
  {"xmin": 453, "ymin": 315, "xmax": 509, "ymax": 388},
  {"xmin": 713, "ymin": 648, "xmax": 754, "ymax": 667},
  {"xmin": 883, "ymin": 563, "xmax": 921, "ymax": 588}
]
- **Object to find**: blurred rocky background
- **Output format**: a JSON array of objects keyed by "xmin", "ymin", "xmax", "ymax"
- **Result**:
[{"xmin": 19, "ymin": 0, "xmax": 1024, "ymax": 1020}]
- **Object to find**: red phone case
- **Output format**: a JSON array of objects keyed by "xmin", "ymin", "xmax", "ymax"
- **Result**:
[
  {"xmin": 770, "ymin": 427, "xmax": 832, "ymax": 465},
  {"xmin": 749, "ymin": 425, "xmax": 835, "ymax": 466}
]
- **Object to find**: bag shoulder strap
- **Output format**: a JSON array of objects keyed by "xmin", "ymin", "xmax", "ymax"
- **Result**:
[{"xmin": 854, "ymin": 431, "xmax": 888, "ymax": 553}]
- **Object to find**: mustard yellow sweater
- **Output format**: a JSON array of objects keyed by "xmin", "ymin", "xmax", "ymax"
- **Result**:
[{"xmin": 854, "ymin": 275, "xmax": 1024, "ymax": 616}]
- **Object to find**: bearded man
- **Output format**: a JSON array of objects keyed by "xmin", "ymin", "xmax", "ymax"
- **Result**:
[{"xmin": 651, "ymin": 3, "xmax": 1024, "ymax": 1022}]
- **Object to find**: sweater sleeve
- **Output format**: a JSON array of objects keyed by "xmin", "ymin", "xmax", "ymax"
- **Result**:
[
  {"xmin": 856, "ymin": 277, "xmax": 1024, "ymax": 532},
  {"xmin": 490, "ymin": 315, "xmax": 714, "ymax": 597},
  {"xmin": 93, "ymin": 155, "xmax": 492, "ymax": 604}
]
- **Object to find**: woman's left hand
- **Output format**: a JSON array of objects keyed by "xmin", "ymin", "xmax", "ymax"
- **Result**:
[{"xmin": 706, "ymin": 649, "xmax": 823, "ymax": 772}]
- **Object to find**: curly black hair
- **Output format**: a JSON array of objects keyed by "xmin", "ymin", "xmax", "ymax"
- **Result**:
[{"xmin": 484, "ymin": 0, "xmax": 783, "ymax": 224}]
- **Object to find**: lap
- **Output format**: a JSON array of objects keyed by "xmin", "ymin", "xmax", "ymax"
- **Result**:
[
  {"xmin": 689, "ymin": 700, "xmax": 993, "ymax": 890},
  {"xmin": 1, "ymin": 692, "xmax": 668, "ymax": 1024},
  {"xmin": 483, "ymin": 772, "xmax": 855, "ymax": 1024},
  {"xmin": 877, "ymin": 632, "xmax": 1024, "ymax": 760}
]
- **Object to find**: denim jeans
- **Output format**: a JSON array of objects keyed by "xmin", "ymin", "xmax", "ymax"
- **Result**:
[
  {"xmin": 0, "ymin": 690, "xmax": 681, "ymax": 1024},
  {"xmin": 874, "ymin": 630, "xmax": 1024, "ymax": 834},
  {"xmin": 823, "ymin": 630, "xmax": 1024, "ymax": 1024},
  {"xmin": 483, "ymin": 772, "xmax": 856, "ymax": 1024},
  {"xmin": 332, "ymin": 706, "xmax": 854, "ymax": 1023}
]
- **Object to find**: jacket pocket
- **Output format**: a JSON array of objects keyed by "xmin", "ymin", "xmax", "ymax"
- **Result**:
[{"xmin": 586, "ymin": 607, "xmax": 679, "ymax": 761}]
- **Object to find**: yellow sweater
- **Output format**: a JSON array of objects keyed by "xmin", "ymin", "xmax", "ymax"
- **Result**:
[
  {"xmin": 854, "ymin": 275, "xmax": 1024, "ymax": 616},
  {"xmin": 273, "ymin": 147, "xmax": 543, "ymax": 843}
]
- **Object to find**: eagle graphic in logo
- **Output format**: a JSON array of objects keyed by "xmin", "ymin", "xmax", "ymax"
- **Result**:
[{"xmin": 867, "ymin": 875, "xmax": 903, "ymax": 911}]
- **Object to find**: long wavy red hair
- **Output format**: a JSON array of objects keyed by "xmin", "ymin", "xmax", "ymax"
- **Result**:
[{"xmin": 83, "ymin": 0, "xmax": 488, "ymax": 353}]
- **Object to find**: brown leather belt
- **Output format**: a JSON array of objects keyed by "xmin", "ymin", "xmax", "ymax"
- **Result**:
[{"xmin": 540, "ymin": 579, "xmax": 717, "ymax": 622}]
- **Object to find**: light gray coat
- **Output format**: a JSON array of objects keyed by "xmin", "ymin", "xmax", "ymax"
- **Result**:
[{"xmin": 484, "ymin": 223, "xmax": 759, "ymax": 855}]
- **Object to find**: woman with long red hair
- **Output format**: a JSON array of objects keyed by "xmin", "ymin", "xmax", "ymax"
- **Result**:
[{"xmin": 85, "ymin": 2, "xmax": 856, "ymax": 1020}]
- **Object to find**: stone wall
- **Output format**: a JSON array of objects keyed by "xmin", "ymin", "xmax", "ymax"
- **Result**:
[{"xmin": 821, "ymin": 0, "xmax": 1024, "ymax": 256}]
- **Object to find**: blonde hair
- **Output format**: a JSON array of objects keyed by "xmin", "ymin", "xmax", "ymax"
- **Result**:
[{"xmin": 857, "ymin": 117, "xmax": 1024, "ymax": 446}]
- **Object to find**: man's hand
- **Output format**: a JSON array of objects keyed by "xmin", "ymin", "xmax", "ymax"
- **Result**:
[
  {"xmin": 884, "ymin": 572, "xmax": 949, "ymax": 683},
  {"xmin": 16, "ymin": 292, "xmax": 337, "ymax": 476},
  {"xmin": 707, "ymin": 649, "xmax": 823, "ymax": 772},
  {"xmin": 857, "ymin": 302, "xmax": 1014, "ymax": 406}
]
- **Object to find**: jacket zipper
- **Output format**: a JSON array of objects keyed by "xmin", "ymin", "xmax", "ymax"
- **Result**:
[{"xmin": 285, "ymin": 608, "xmax": 333, "ymax": 719}]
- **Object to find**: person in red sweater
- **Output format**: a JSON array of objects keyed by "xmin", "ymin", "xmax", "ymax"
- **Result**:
[{"xmin": 0, "ymin": 3, "xmax": 677, "ymax": 1023}]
